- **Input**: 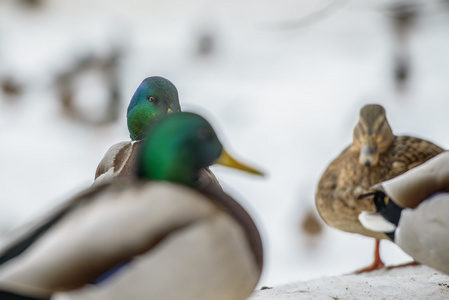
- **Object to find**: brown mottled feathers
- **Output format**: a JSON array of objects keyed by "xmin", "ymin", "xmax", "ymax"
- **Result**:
[{"xmin": 316, "ymin": 107, "xmax": 443, "ymax": 241}]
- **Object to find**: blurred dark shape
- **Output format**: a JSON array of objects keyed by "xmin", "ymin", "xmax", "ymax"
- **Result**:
[
  {"xmin": 264, "ymin": 0, "xmax": 348, "ymax": 30},
  {"xmin": 197, "ymin": 33, "xmax": 215, "ymax": 57},
  {"xmin": 299, "ymin": 208, "xmax": 324, "ymax": 252},
  {"xmin": 386, "ymin": 2, "xmax": 419, "ymax": 93},
  {"xmin": 56, "ymin": 49, "xmax": 122, "ymax": 126},
  {"xmin": 1, "ymin": 78, "xmax": 22, "ymax": 103},
  {"xmin": 18, "ymin": 0, "xmax": 44, "ymax": 9},
  {"xmin": 300, "ymin": 210, "xmax": 323, "ymax": 236},
  {"xmin": 390, "ymin": 2, "xmax": 417, "ymax": 27},
  {"xmin": 393, "ymin": 54, "xmax": 410, "ymax": 90}
]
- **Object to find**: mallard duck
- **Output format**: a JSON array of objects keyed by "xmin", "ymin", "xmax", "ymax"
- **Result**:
[
  {"xmin": 94, "ymin": 76, "xmax": 181, "ymax": 184},
  {"xmin": 359, "ymin": 151, "xmax": 449, "ymax": 275},
  {"xmin": 0, "ymin": 112, "xmax": 264, "ymax": 300},
  {"xmin": 315, "ymin": 104, "xmax": 443, "ymax": 272}
]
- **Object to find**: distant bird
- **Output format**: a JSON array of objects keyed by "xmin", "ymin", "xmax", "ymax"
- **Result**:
[
  {"xmin": 315, "ymin": 104, "xmax": 443, "ymax": 272},
  {"xmin": 359, "ymin": 151, "xmax": 449, "ymax": 275},
  {"xmin": 0, "ymin": 112, "xmax": 264, "ymax": 300},
  {"xmin": 94, "ymin": 76, "xmax": 181, "ymax": 185}
]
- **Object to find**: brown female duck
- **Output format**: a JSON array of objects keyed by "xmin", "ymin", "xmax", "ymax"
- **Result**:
[{"xmin": 315, "ymin": 104, "xmax": 443, "ymax": 272}]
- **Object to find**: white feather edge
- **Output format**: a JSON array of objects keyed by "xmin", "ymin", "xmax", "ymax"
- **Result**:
[
  {"xmin": 92, "ymin": 168, "xmax": 115, "ymax": 187},
  {"xmin": 358, "ymin": 211, "xmax": 397, "ymax": 233}
]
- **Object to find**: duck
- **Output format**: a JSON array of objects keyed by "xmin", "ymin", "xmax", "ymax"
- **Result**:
[
  {"xmin": 358, "ymin": 151, "xmax": 449, "ymax": 275},
  {"xmin": 315, "ymin": 104, "xmax": 443, "ymax": 272},
  {"xmin": 0, "ymin": 112, "xmax": 264, "ymax": 300},
  {"xmin": 94, "ymin": 76, "xmax": 182, "ymax": 184}
]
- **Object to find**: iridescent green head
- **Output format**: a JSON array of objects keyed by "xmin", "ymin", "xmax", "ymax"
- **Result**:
[
  {"xmin": 127, "ymin": 76, "xmax": 181, "ymax": 141},
  {"xmin": 138, "ymin": 112, "xmax": 263, "ymax": 186}
]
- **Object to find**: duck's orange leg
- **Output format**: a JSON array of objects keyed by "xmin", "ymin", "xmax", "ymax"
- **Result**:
[
  {"xmin": 386, "ymin": 260, "xmax": 420, "ymax": 270},
  {"xmin": 354, "ymin": 239, "xmax": 385, "ymax": 274}
]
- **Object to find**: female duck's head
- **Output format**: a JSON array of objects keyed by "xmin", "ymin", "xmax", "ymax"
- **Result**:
[
  {"xmin": 138, "ymin": 112, "xmax": 263, "ymax": 186},
  {"xmin": 127, "ymin": 76, "xmax": 181, "ymax": 141},
  {"xmin": 353, "ymin": 104, "xmax": 394, "ymax": 167}
]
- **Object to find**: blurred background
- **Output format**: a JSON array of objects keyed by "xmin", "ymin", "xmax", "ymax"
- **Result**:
[{"xmin": 1, "ymin": 0, "xmax": 449, "ymax": 287}]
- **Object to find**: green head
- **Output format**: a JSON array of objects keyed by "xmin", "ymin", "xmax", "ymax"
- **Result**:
[
  {"xmin": 138, "ymin": 112, "xmax": 263, "ymax": 186},
  {"xmin": 127, "ymin": 76, "xmax": 181, "ymax": 141}
]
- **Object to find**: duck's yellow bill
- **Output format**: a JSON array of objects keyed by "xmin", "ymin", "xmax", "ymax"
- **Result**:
[
  {"xmin": 215, "ymin": 149, "xmax": 264, "ymax": 176},
  {"xmin": 168, "ymin": 108, "xmax": 174, "ymax": 113}
]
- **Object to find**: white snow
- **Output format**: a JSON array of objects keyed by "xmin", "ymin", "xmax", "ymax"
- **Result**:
[
  {"xmin": 250, "ymin": 265, "xmax": 449, "ymax": 299},
  {"xmin": 1, "ymin": 0, "xmax": 449, "ymax": 292}
]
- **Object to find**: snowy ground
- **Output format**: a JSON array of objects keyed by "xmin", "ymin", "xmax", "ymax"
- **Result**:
[
  {"xmin": 250, "ymin": 265, "xmax": 449, "ymax": 299},
  {"xmin": 1, "ymin": 0, "xmax": 449, "ymax": 289}
]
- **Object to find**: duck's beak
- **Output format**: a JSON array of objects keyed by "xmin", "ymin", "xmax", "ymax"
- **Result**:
[
  {"xmin": 359, "ymin": 135, "xmax": 379, "ymax": 166},
  {"xmin": 214, "ymin": 149, "xmax": 264, "ymax": 176},
  {"xmin": 168, "ymin": 104, "xmax": 181, "ymax": 113}
]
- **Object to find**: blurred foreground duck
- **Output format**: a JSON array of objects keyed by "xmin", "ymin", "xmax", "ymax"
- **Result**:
[
  {"xmin": 0, "ymin": 112, "xmax": 264, "ymax": 300},
  {"xmin": 315, "ymin": 104, "xmax": 443, "ymax": 272},
  {"xmin": 94, "ymin": 76, "xmax": 181, "ymax": 184},
  {"xmin": 359, "ymin": 151, "xmax": 449, "ymax": 275}
]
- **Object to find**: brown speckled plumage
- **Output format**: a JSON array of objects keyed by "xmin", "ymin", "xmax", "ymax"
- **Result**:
[{"xmin": 315, "ymin": 104, "xmax": 443, "ymax": 241}]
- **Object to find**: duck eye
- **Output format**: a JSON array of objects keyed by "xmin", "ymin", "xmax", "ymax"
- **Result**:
[{"xmin": 148, "ymin": 96, "xmax": 157, "ymax": 103}]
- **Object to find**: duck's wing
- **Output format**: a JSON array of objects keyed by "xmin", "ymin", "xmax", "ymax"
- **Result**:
[
  {"xmin": 57, "ymin": 182, "xmax": 262, "ymax": 300},
  {"xmin": 93, "ymin": 141, "xmax": 141, "ymax": 185},
  {"xmin": 0, "ymin": 183, "xmax": 112, "ymax": 266},
  {"xmin": 384, "ymin": 136, "xmax": 444, "ymax": 179},
  {"xmin": 0, "ymin": 182, "xmax": 227, "ymax": 299},
  {"xmin": 359, "ymin": 151, "xmax": 449, "ymax": 239},
  {"xmin": 198, "ymin": 179, "xmax": 263, "ymax": 274},
  {"xmin": 373, "ymin": 151, "xmax": 449, "ymax": 208},
  {"xmin": 196, "ymin": 168, "xmax": 222, "ymax": 190},
  {"xmin": 395, "ymin": 192, "xmax": 449, "ymax": 275}
]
